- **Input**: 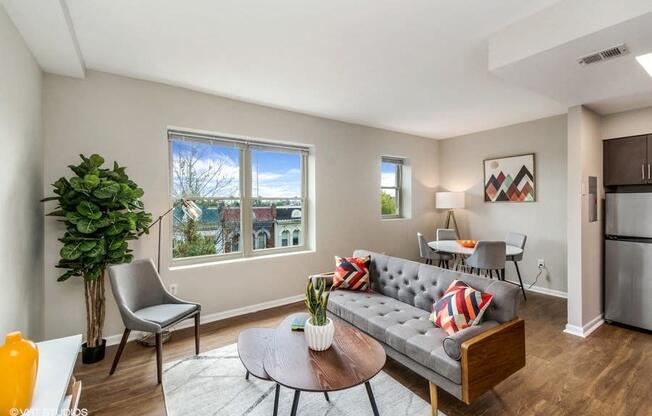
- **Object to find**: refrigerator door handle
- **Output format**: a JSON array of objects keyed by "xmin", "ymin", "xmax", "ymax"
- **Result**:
[
  {"xmin": 642, "ymin": 164, "xmax": 646, "ymax": 181},
  {"xmin": 648, "ymin": 163, "xmax": 650, "ymax": 180}
]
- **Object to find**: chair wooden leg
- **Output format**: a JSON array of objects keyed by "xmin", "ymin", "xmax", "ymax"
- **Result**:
[
  {"xmin": 194, "ymin": 312, "xmax": 200, "ymax": 355},
  {"xmin": 109, "ymin": 328, "xmax": 130, "ymax": 375},
  {"xmin": 514, "ymin": 261, "xmax": 527, "ymax": 301},
  {"xmin": 429, "ymin": 382, "xmax": 438, "ymax": 416},
  {"xmin": 155, "ymin": 333, "xmax": 163, "ymax": 384}
]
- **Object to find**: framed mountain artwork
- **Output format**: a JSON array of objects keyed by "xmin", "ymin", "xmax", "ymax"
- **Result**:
[{"xmin": 484, "ymin": 153, "xmax": 535, "ymax": 202}]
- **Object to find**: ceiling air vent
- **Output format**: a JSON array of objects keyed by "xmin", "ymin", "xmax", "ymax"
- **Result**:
[{"xmin": 578, "ymin": 43, "xmax": 629, "ymax": 66}]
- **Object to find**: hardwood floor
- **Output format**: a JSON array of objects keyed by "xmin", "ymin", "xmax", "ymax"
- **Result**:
[{"xmin": 73, "ymin": 292, "xmax": 652, "ymax": 415}]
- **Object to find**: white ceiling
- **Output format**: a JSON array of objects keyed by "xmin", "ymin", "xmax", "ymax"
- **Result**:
[
  {"xmin": 489, "ymin": 0, "xmax": 652, "ymax": 116},
  {"xmin": 3, "ymin": 0, "xmax": 568, "ymax": 139},
  {"xmin": 5, "ymin": 0, "xmax": 652, "ymax": 138},
  {"xmin": 1, "ymin": 0, "xmax": 84, "ymax": 77}
]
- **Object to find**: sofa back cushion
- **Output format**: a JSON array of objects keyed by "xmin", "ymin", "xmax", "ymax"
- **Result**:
[{"xmin": 353, "ymin": 249, "xmax": 519, "ymax": 323}]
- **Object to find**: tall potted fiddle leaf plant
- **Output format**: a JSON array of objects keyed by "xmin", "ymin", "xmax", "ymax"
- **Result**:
[{"xmin": 43, "ymin": 154, "xmax": 152, "ymax": 363}]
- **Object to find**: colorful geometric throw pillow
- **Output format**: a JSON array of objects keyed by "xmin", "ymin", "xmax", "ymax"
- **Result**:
[
  {"xmin": 429, "ymin": 280, "xmax": 493, "ymax": 335},
  {"xmin": 332, "ymin": 256, "xmax": 371, "ymax": 291}
]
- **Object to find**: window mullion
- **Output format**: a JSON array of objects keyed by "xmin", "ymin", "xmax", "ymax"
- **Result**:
[
  {"xmin": 301, "ymin": 153, "xmax": 308, "ymax": 248},
  {"xmin": 397, "ymin": 164, "xmax": 403, "ymax": 216},
  {"xmin": 242, "ymin": 146, "xmax": 253, "ymax": 256}
]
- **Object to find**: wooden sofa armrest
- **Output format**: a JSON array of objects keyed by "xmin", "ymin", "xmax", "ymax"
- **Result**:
[{"xmin": 460, "ymin": 318, "xmax": 525, "ymax": 404}]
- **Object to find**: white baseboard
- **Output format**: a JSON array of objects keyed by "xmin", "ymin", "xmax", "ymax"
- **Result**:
[
  {"xmin": 106, "ymin": 294, "xmax": 304, "ymax": 346},
  {"xmin": 563, "ymin": 314, "xmax": 604, "ymax": 338},
  {"xmin": 505, "ymin": 280, "xmax": 567, "ymax": 299}
]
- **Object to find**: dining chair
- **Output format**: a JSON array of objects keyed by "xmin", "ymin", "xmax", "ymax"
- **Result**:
[
  {"xmin": 437, "ymin": 228, "xmax": 462, "ymax": 269},
  {"xmin": 437, "ymin": 228, "xmax": 458, "ymax": 241},
  {"xmin": 464, "ymin": 241, "xmax": 506, "ymax": 278},
  {"xmin": 417, "ymin": 233, "xmax": 453, "ymax": 268},
  {"xmin": 108, "ymin": 259, "xmax": 201, "ymax": 384},
  {"xmin": 506, "ymin": 232, "xmax": 528, "ymax": 300}
]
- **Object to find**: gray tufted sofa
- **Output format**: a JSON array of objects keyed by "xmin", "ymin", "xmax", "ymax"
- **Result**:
[{"xmin": 322, "ymin": 250, "xmax": 525, "ymax": 414}]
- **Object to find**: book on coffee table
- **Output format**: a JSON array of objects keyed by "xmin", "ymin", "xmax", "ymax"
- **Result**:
[{"xmin": 291, "ymin": 316, "xmax": 307, "ymax": 331}]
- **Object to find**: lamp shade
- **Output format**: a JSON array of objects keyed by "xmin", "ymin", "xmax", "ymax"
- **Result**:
[
  {"xmin": 181, "ymin": 200, "xmax": 203, "ymax": 220},
  {"xmin": 436, "ymin": 192, "xmax": 465, "ymax": 209}
]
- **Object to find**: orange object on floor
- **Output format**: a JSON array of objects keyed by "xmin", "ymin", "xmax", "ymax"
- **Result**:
[{"xmin": 0, "ymin": 332, "xmax": 39, "ymax": 415}]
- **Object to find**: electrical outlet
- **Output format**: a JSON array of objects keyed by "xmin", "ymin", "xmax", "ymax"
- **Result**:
[
  {"xmin": 169, "ymin": 283, "xmax": 179, "ymax": 295},
  {"xmin": 537, "ymin": 259, "xmax": 545, "ymax": 269}
]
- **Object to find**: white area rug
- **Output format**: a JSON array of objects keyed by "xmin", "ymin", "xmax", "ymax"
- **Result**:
[{"xmin": 163, "ymin": 343, "xmax": 444, "ymax": 416}]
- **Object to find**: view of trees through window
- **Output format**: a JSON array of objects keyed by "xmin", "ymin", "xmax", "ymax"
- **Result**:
[
  {"xmin": 170, "ymin": 133, "xmax": 306, "ymax": 260},
  {"xmin": 381, "ymin": 158, "xmax": 403, "ymax": 217}
]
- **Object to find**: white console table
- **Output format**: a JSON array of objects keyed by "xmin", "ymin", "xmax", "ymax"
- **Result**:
[{"xmin": 25, "ymin": 334, "xmax": 82, "ymax": 416}]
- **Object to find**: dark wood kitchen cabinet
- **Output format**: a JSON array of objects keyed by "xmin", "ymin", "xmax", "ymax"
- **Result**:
[{"xmin": 603, "ymin": 135, "xmax": 651, "ymax": 186}]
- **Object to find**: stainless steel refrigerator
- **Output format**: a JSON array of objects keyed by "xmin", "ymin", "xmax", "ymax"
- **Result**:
[{"xmin": 605, "ymin": 192, "xmax": 652, "ymax": 330}]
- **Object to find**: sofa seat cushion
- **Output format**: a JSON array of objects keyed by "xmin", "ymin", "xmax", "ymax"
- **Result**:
[
  {"xmin": 329, "ymin": 290, "xmax": 461, "ymax": 384},
  {"xmin": 134, "ymin": 303, "xmax": 198, "ymax": 328}
]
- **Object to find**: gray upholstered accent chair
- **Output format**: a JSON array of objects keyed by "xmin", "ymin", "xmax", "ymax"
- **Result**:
[
  {"xmin": 464, "ymin": 241, "xmax": 506, "ymax": 279},
  {"xmin": 108, "ymin": 259, "xmax": 201, "ymax": 384},
  {"xmin": 506, "ymin": 232, "xmax": 527, "ymax": 300},
  {"xmin": 437, "ymin": 228, "xmax": 458, "ymax": 241},
  {"xmin": 417, "ymin": 232, "xmax": 452, "ymax": 268}
]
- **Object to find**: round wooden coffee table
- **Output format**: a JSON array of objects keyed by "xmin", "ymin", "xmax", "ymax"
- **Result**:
[
  {"xmin": 264, "ymin": 313, "xmax": 386, "ymax": 416},
  {"xmin": 238, "ymin": 328, "xmax": 285, "ymax": 415},
  {"xmin": 238, "ymin": 322, "xmax": 333, "ymax": 416}
]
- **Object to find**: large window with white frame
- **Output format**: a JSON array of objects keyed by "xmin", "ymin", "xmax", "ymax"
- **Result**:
[
  {"xmin": 169, "ymin": 130, "xmax": 308, "ymax": 261},
  {"xmin": 381, "ymin": 157, "xmax": 404, "ymax": 218}
]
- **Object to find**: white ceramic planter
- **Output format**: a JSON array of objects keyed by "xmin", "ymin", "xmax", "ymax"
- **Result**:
[{"xmin": 304, "ymin": 317, "xmax": 334, "ymax": 351}]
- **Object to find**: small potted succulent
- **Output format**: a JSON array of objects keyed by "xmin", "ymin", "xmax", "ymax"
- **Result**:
[{"xmin": 304, "ymin": 277, "xmax": 334, "ymax": 351}]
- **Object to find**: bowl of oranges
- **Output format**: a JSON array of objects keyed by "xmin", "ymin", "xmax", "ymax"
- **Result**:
[{"xmin": 457, "ymin": 240, "xmax": 477, "ymax": 248}]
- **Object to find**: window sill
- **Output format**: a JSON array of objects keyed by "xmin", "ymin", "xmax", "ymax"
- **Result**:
[
  {"xmin": 381, "ymin": 216, "xmax": 406, "ymax": 221},
  {"xmin": 169, "ymin": 248, "xmax": 315, "ymax": 271}
]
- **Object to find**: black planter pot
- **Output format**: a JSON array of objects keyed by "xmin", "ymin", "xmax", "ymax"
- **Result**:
[{"xmin": 82, "ymin": 339, "xmax": 106, "ymax": 364}]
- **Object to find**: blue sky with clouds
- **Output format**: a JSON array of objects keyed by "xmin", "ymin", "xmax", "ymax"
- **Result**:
[
  {"xmin": 381, "ymin": 162, "xmax": 398, "ymax": 187},
  {"xmin": 171, "ymin": 139, "xmax": 301, "ymax": 198}
]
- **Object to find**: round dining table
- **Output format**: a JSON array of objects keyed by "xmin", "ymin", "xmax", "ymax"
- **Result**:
[{"xmin": 427, "ymin": 240, "xmax": 523, "ymax": 257}]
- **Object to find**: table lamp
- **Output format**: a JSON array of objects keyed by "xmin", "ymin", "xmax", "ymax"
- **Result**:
[{"xmin": 436, "ymin": 192, "xmax": 465, "ymax": 238}]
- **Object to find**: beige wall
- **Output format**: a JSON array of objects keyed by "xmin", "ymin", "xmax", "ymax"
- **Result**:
[
  {"xmin": 579, "ymin": 108, "xmax": 603, "ymax": 326},
  {"xmin": 601, "ymin": 106, "xmax": 652, "ymax": 139},
  {"xmin": 438, "ymin": 115, "xmax": 568, "ymax": 295},
  {"xmin": 42, "ymin": 70, "xmax": 440, "ymax": 341},
  {"xmin": 0, "ymin": 6, "xmax": 43, "ymax": 339},
  {"xmin": 566, "ymin": 107, "xmax": 583, "ymax": 328},
  {"xmin": 565, "ymin": 105, "xmax": 652, "ymax": 335},
  {"xmin": 566, "ymin": 105, "xmax": 603, "ymax": 334}
]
